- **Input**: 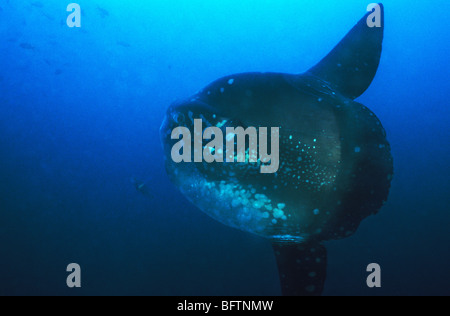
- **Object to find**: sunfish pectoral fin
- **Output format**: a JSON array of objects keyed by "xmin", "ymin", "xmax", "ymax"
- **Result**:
[
  {"xmin": 272, "ymin": 241, "xmax": 327, "ymax": 296},
  {"xmin": 307, "ymin": 3, "xmax": 384, "ymax": 100}
]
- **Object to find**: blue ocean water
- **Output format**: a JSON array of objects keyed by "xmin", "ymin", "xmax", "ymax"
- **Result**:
[{"xmin": 0, "ymin": 0, "xmax": 448, "ymax": 296}]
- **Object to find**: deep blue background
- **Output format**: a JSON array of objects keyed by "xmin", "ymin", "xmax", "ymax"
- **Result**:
[{"xmin": 0, "ymin": 0, "xmax": 448, "ymax": 295}]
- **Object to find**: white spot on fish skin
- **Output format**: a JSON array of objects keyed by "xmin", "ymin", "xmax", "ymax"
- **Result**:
[
  {"xmin": 253, "ymin": 200, "xmax": 264, "ymax": 209},
  {"xmin": 318, "ymin": 98, "xmax": 323, "ymax": 102},
  {"xmin": 220, "ymin": 87, "xmax": 225, "ymax": 93},
  {"xmin": 231, "ymin": 199, "xmax": 240, "ymax": 207},
  {"xmin": 272, "ymin": 219, "xmax": 278, "ymax": 224},
  {"xmin": 216, "ymin": 119, "xmax": 228, "ymax": 128},
  {"xmin": 354, "ymin": 147, "xmax": 361, "ymax": 153},
  {"xmin": 273, "ymin": 208, "xmax": 284, "ymax": 219},
  {"xmin": 289, "ymin": 135, "xmax": 293, "ymax": 140},
  {"xmin": 277, "ymin": 203, "xmax": 286, "ymax": 210},
  {"xmin": 313, "ymin": 209, "xmax": 320, "ymax": 215},
  {"xmin": 337, "ymin": 63, "xmax": 342, "ymax": 67},
  {"xmin": 228, "ymin": 78, "xmax": 234, "ymax": 85}
]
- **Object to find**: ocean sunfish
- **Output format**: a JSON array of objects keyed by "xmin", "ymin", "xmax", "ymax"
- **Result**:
[{"xmin": 160, "ymin": 4, "xmax": 393, "ymax": 296}]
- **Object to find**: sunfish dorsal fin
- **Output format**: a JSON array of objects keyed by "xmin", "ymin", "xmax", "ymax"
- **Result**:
[{"xmin": 307, "ymin": 4, "xmax": 384, "ymax": 99}]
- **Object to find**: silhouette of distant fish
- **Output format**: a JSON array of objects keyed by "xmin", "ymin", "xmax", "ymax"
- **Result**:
[
  {"xmin": 97, "ymin": 6, "xmax": 109, "ymax": 18},
  {"xmin": 20, "ymin": 43, "xmax": 35, "ymax": 50},
  {"xmin": 117, "ymin": 41, "xmax": 131, "ymax": 48},
  {"xmin": 42, "ymin": 13, "xmax": 54, "ymax": 21},
  {"xmin": 131, "ymin": 178, "xmax": 154, "ymax": 199},
  {"xmin": 31, "ymin": 2, "xmax": 44, "ymax": 8}
]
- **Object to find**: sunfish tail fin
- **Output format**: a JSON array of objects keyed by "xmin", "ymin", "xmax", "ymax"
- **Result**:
[
  {"xmin": 272, "ymin": 241, "xmax": 327, "ymax": 296},
  {"xmin": 307, "ymin": 3, "xmax": 384, "ymax": 99}
]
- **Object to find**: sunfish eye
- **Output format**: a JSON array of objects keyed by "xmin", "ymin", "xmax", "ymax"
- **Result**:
[{"xmin": 173, "ymin": 113, "xmax": 186, "ymax": 124}]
